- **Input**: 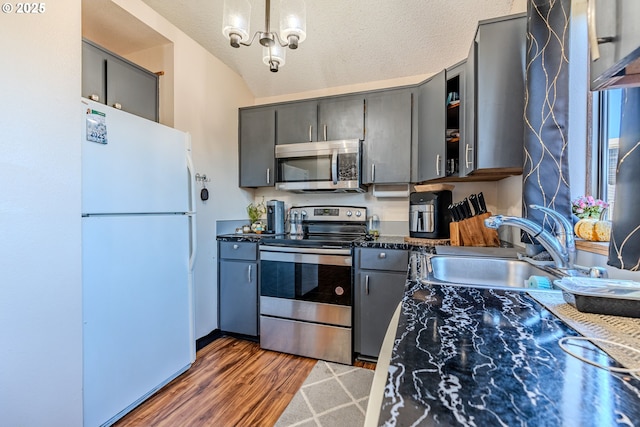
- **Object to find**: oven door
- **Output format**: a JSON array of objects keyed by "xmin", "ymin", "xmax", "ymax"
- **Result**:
[
  {"xmin": 274, "ymin": 140, "xmax": 364, "ymax": 192},
  {"xmin": 259, "ymin": 246, "xmax": 352, "ymax": 306}
]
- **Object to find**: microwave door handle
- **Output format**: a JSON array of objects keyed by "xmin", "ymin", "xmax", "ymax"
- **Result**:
[{"xmin": 331, "ymin": 149, "xmax": 338, "ymax": 185}]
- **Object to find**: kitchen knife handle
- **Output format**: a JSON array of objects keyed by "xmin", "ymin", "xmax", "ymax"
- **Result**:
[{"xmin": 365, "ymin": 275, "xmax": 370, "ymax": 295}]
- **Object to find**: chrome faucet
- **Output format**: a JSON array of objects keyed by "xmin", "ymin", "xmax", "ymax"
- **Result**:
[{"xmin": 484, "ymin": 204, "xmax": 573, "ymax": 269}]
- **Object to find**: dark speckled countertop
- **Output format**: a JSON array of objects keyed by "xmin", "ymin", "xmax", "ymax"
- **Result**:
[
  {"xmin": 216, "ymin": 234, "xmax": 420, "ymax": 250},
  {"xmin": 376, "ymin": 279, "xmax": 640, "ymax": 426}
]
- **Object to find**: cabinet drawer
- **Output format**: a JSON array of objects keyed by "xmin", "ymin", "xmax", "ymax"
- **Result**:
[
  {"xmin": 219, "ymin": 241, "xmax": 258, "ymax": 261},
  {"xmin": 358, "ymin": 248, "xmax": 409, "ymax": 272}
]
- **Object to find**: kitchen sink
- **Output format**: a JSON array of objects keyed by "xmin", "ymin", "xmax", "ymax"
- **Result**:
[{"xmin": 426, "ymin": 255, "xmax": 559, "ymax": 290}]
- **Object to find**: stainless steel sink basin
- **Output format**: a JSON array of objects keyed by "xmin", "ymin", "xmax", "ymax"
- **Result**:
[{"xmin": 426, "ymin": 255, "xmax": 558, "ymax": 289}]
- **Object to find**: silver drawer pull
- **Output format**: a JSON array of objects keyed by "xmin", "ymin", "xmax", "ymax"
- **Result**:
[
  {"xmin": 233, "ymin": 244, "xmax": 239, "ymax": 250},
  {"xmin": 247, "ymin": 265, "xmax": 252, "ymax": 283},
  {"xmin": 378, "ymin": 252, "xmax": 386, "ymax": 259},
  {"xmin": 365, "ymin": 275, "xmax": 370, "ymax": 295},
  {"xmin": 112, "ymin": 102, "xmax": 122, "ymax": 110},
  {"xmin": 89, "ymin": 94, "xmax": 100, "ymax": 102}
]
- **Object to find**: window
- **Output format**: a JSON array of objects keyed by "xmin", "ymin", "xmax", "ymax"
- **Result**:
[{"xmin": 594, "ymin": 88, "xmax": 622, "ymax": 219}]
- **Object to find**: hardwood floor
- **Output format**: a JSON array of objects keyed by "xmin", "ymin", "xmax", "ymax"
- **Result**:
[{"xmin": 114, "ymin": 337, "xmax": 374, "ymax": 427}]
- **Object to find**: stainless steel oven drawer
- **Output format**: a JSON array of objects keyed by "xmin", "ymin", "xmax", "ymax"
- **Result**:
[
  {"xmin": 219, "ymin": 241, "xmax": 258, "ymax": 261},
  {"xmin": 260, "ymin": 296, "xmax": 351, "ymax": 327},
  {"xmin": 358, "ymin": 248, "xmax": 409, "ymax": 272},
  {"xmin": 260, "ymin": 315, "xmax": 352, "ymax": 365}
]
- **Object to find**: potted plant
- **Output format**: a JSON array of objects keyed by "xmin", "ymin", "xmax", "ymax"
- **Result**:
[{"xmin": 246, "ymin": 198, "xmax": 266, "ymax": 233}]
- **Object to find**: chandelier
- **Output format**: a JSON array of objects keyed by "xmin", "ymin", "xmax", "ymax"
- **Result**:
[{"xmin": 222, "ymin": 0, "xmax": 307, "ymax": 72}]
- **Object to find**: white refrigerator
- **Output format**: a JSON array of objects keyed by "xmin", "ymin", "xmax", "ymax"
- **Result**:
[{"xmin": 81, "ymin": 98, "xmax": 196, "ymax": 427}]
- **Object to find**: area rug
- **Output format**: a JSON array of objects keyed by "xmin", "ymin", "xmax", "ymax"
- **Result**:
[{"xmin": 275, "ymin": 360, "xmax": 375, "ymax": 427}]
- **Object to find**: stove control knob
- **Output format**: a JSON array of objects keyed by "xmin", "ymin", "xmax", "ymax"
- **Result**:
[
  {"xmin": 346, "ymin": 210, "xmax": 352, "ymax": 217},
  {"xmin": 301, "ymin": 210, "xmax": 307, "ymax": 218},
  {"xmin": 355, "ymin": 211, "xmax": 362, "ymax": 217}
]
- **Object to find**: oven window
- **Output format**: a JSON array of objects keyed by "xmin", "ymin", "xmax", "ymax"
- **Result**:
[
  {"xmin": 260, "ymin": 260, "xmax": 352, "ymax": 306},
  {"xmin": 277, "ymin": 156, "xmax": 331, "ymax": 183}
]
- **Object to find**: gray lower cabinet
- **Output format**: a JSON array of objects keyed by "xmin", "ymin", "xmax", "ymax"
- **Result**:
[
  {"xmin": 276, "ymin": 96, "xmax": 365, "ymax": 144},
  {"xmin": 239, "ymin": 107, "xmax": 276, "ymax": 187},
  {"xmin": 218, "ymin": 241, "xmax": 258, "ymax": 336},
  {"xmin": 354, "ymin": 248, "xmax": 409, "ymax": 358},
  {"xmin": 591, "ymin": 0, "xmax": 640, "ymax": 90},
  {"xmin": 363, "ymin": 88, "xmax": 413, "ymax": 184},
  {"xmin": 82, "ymin": 39, "xmax": 159, "ymax": 122},
  {"xmin": 462, "ymin": 13, "xmax": 526, "ymax": 177}
]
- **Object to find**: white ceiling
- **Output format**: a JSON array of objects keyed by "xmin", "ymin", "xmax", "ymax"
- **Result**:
[{"xmin": 86, "ymin": 0, "xmax": 522, "ymax": 99}]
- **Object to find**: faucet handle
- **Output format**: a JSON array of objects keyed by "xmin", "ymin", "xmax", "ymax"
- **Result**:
[{"xmin": 589, "ymin": 266, "xmax": 608, "ymax": 278}]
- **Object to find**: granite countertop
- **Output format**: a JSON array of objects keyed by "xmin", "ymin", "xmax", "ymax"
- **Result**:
[
  {"xmin": 216, "ymin": 233, "xmax": 419, "ymax": 250},
  {"xmin": 374, "ymin": 279, "xmax": 640, "ymax": 426}
]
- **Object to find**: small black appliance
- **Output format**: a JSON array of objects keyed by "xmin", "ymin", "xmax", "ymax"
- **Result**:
[{"xmin": 409, "ymin": 191, "xmax": 453, "ymax": 238}]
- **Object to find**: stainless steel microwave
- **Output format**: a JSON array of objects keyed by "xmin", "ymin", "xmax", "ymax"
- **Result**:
[{"xmin": 275, "ymin": 139, "xmax": 366, "ymax": 193}]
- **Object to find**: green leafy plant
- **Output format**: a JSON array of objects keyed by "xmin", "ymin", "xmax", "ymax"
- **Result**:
[{"xmin": 246, "ymin": 198, "xmax": 266, "ymax": 224}]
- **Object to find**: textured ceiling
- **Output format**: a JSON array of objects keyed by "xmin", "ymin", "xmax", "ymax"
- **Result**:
[{"xmin": 91, "ymin": 0, "xmax": 520, "ymax": 99}]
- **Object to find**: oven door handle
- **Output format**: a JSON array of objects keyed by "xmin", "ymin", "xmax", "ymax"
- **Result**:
[
  {"xmin": 331, "ymin": 149, "xmax": 338, "ymax": 185},
  {"xmin": 260, "ymin": 250, "xmax": 352, "ymax": 267}
]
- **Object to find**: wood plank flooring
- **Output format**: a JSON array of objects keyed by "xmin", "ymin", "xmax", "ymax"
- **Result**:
[{"xmin": 114, "ymin": 336, "xmax": 374, "ymax": 427}]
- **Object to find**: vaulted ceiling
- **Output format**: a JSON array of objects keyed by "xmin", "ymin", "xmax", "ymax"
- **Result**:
[{"xmin": 86, "ymin": 0, "xmax": 524, "ymax": 99}]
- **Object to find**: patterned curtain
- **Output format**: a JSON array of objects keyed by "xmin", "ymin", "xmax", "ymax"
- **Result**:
[
  {"xmin": 608, "ymin": 88, "xmax": 640, "ymax": 271},
  {"xmin": 522, "ymin": 0, "xmax": 572, "ymax": 244}
]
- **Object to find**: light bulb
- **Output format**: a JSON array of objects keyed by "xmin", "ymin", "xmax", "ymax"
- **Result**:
[{"xmin": 222, "ymin": 0, "xmax": 251, "ymax": 47}]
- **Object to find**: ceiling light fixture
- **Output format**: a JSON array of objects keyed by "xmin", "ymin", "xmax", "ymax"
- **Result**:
[{"xmin": 222, "ymin": 0, "xmax": 306, "ymax": 72}]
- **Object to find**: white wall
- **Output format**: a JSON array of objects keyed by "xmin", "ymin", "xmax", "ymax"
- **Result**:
[
  {"xmin": 0, "ymin": 2, "xmax": 84, "ymax": 426},
  {"xmin": 109, "ymin": 0, "xmax": 255, "ymax": 338}
]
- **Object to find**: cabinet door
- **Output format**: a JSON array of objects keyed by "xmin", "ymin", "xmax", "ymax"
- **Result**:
[
  {"xmin": 356, "ymin": 271, "xmax": 406, "ymax": 358},
  {"xmin": 416, "ymin": 70, "xmax": 446, "ymax": 182},
  {"xmin": 239, "ymin": 107, "xmax": 276, "ymax": 187},
  {"xmin": 475, "ymin": 15, "xmax": 526, "ymax": 172},
  {"xmin": 591, "ymin": 0, "xmax": 640, "ymax": 90},
  {"xmin": 461, "ymin": 39, "xmax": 476, "ymax": 177},
  {"xmin": 219, "ymin": 260, "xmax": 258, "ymax": 336},
  {"xmin": 318, "ymin": 97, "xmax": 365, "ymax": 141},
  {"xmin": 106, "ymin": 56, "xmax": 159, "ymax": 122},
  {"xmin": 276, "ymin": 101, "xmax": 318, "ymax": 144},
  {"xmin": 82, "ymin": 41, "xmax": 106, "ymax": 103},
  {"xmin": 363, "ymin": 89, "xmax": 412, "ymax": 184}
]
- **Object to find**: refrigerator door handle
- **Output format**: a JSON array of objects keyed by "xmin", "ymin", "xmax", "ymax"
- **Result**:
[{"xmin": 186, "ymin": 133, "xmax": 197, "ymax": 272}]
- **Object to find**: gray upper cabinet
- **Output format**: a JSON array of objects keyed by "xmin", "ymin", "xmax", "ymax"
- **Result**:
[
  {"xmin": 82, "ymin": 40, "xmax": 159, "ymax": 122},
  {"xmin": 318, "ymin": 97, "xmax": 365, "ymax": 141},
  {"xmin": 363, "ymin": 88, "xmax": 413, "ymax": 184},
  {"xmin": 415, "ymin": 70, "xmax": 447, "ymax": 182},
  {"xmin": 462, "ymin": 13, "xmax": 526, "ymax": 177},
  {"xmin": 276, "ymin": 96, "xmax": 364, "ymax": 144},
  {"xmin": 276, "ymin": 101, "xmax": 318, "ymax": 143},
  {"xmin": 590, "ymin": 0, "xmax": 640, "ymax": 90},
  {"xmin": 239, "ymin": 107, "xmax": 276, "ymax": 187}
]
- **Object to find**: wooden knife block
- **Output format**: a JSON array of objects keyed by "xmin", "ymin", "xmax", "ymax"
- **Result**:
[{"xmin": 449, "ymin": 212, "xmax": 500, "ymax": 247}]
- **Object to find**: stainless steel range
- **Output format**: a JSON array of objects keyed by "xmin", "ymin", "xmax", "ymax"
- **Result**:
[{"xmin": 259, "ymin": 205, "xmax": 368, "ymax": 365}]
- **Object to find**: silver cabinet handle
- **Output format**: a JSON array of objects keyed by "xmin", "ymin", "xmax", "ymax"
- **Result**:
[
  {"xmin": 465, "ymin": 144, "xmax": 473, "ymax": 169},
  {"xmin": 112, "ymin": 102, "xmax": 122, "ymax": 110},
  {"xmin": 323, "ymin": 124, "xmax": 327, "ymax": 141},
  {"xmin": 308, "ymin": 125, "xmax": 313, "ymax": 142},
  {"xmin": 436, "ymin": 154, "xmax": 441, "ymax": 176},
  {"xmin": 587, "ymin": 0, "xmax": 601, "ymax": 61},
  {"xmin": 89, "ymin": 94, "xmax": 100, "ymax": 102},
  {"xmin": 247, "ymin": 264, "xmax": 252, "ymax": 283},
  {"xmin": 371, "ymin": 163, "xmax": 376, "ymax": 183},
  {"xmin": 365, "ymin": 275, "xmax": 370, "ymax": 295},
  {"xmin": 266, "ymin": 168, "xmax": 271, "ymax": 184},
  {"xmin": 233, "ymin": 244, "xmax": 239, "ymax": 250},
  {"xmin": 378, "ymin": 252, "xmax": 386, "ymax": 259}
]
